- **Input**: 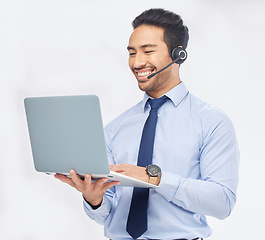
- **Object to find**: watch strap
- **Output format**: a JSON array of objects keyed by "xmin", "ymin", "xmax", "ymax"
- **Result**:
[
  {"xmin": 149, "ymin": 174, "xmax": 161, "ymax": 185},
  {"xmin": 149, "ymin": 176, "xmax": 158, "ymax": 185}
]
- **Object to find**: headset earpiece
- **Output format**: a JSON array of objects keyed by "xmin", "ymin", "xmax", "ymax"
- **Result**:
[
  {"xmin": 171, "ymin": 47, "xmax": 187, "ymax": 64},
  {"xmin": 171, "ymin": 26, "xmax": 189, "ymax": 65}
]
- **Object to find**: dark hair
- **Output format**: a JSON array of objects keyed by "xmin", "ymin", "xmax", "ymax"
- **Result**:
[{"xmin": 132, "ymin": 8, "xmax": 189, "ymax": 55}]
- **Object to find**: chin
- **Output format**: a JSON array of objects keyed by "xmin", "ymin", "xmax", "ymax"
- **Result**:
[
  {"xmin": 138, "ymin": 84, "xmax": 155, "ymax": 94},
  {"xmin": 138, "ymin": 80, "xmax": 150, "ymax": 90}
]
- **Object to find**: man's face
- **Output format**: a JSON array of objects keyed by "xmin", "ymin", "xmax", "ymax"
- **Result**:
[{"xmin": 127, "ymin": 24, "xmax": 179, "ymax": 98}]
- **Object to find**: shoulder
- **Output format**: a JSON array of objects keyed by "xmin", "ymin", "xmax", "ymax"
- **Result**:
[
  {"xmin": 188, "ymin": 93, "xmax": 236, "ymax": 139},
  {"xmin": 188, "ymin": 93, "xmax": 229, "ymax": 121}
]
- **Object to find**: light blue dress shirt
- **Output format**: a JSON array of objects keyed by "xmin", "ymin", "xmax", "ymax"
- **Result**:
[{"xmin": 83, "ymin": 82, "xmax": 239, "ymax": 240}]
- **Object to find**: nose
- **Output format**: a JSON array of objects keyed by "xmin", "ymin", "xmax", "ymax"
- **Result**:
[{"xmin": 132, "ymin": 53, "xmax": 147, "ymax": 69}]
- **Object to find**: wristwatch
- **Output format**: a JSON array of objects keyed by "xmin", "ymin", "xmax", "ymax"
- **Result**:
[{"xmin": 146, "ymin": 164, "xmax": 161, "ymax": 185}]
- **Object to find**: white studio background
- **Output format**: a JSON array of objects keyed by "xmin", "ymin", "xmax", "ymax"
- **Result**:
[{"xmin": 0, "ymin": 0, "xmax": 264, "ymax": 239}]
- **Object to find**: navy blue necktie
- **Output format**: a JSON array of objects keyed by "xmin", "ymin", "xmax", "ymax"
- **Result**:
[{"xmin": 126, "ymin": 95, "xmax": 168, "ymax": 239}]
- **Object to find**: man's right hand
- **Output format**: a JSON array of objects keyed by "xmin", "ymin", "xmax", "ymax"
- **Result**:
[{"xmin": 54, "ymin": 169, "xmax": 120, "ymax": 206}]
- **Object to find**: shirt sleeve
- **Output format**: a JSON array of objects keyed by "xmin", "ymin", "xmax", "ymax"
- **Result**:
[
  {"xmin": 155, "ymin": 112, "xmax": 239, "ymax": 220},
  {"xmin": 82, "ymin": 124, "xmax": 116, "ymax": 225},
  {"xmin": 83, "ymin": 195, "xmax": 111, "ymax": 225}
]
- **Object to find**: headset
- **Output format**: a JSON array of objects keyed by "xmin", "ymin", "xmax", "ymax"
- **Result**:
[{"xmin": 147, "ymin": 26, "xmax": 189, "ymax": 79}]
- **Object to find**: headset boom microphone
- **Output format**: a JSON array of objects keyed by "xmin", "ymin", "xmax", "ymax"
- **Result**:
[{"xmin": 147, "ymin": 48, "xmax": 187, "ymax": 79}]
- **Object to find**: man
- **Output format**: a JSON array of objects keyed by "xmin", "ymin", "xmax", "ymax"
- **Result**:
[{"xmin": 55, "ymin": 8, "xmax": 239, "ymax": 240}]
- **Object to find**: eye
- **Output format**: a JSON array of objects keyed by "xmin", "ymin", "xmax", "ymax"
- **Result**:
[
  {"xmin": 129, "ymin": 52, "xmax": 136, "ymax": 56},
  {"xmin": 145, "ymin": 50, "xmax": 154, "ymax": 54}
]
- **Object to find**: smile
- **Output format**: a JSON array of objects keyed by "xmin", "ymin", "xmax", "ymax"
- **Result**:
[
  {"xmin": 135, "ymin": 69, "xmax": 155, "ymax": 78},
  {"xmin": 137, "ymin": 71, "xmax": 152, "ymax": 77}
]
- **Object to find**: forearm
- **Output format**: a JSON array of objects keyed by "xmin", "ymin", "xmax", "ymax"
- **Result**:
[
  {"xmin": 156, "ymin": 171, "xmax": 237, "ymax": 219},
  {"xmin": 83, "ymin": 195, "xmax": 112, "ymax": 225}
]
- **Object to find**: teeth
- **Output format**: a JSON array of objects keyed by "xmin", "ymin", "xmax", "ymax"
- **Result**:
[{"xmin": 137, "ymin": 71, "xmax": 152, "ymax": 77}]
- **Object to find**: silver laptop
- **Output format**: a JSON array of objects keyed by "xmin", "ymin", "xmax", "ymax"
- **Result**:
[{"xmin": 24, "ymin": 95, "xmax": 156, "ymax": 188}]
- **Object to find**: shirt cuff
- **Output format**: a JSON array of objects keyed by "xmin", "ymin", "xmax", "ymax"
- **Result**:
[
  {"xmin": 83, "ymin": 195, "xmax": 111, "ymax": 215},
  {"xmin": 155, "ymin": 170, "xmax": 182, "ymax": 202}
]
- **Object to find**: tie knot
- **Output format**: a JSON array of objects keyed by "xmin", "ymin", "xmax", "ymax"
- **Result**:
[{"xmin": 148, "ymin": 95, "xmax": 168, "ymax": 109}]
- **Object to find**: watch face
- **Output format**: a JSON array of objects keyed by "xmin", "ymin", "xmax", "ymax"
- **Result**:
[{"xmin": 147, "ymin": 164, "xmax": 161, "ymax": 177}]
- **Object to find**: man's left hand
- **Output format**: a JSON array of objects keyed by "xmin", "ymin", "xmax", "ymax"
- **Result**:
[{"xmin": 110, "ymin": 164, "xmax": 149, "ymax": 183}]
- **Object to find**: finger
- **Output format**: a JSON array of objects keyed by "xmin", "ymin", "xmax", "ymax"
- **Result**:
[
  {"xmin": 110, "ymin": 164, "xmax": 127, "ymax": 172},
  {"xmin": 54, "ymin": 174, "xmax": 75, "ymax": 187},
  {"xmin": 54, "ymin": 173, "xmax": 70, "ymax": 181},
  {"xmin": 95, "ymin": 176, "xmax": 120, "ymax": 188},
  {"xmin": 103, "ymin": 181, "xmax": 120, "ymax": 190},
  {"xmin": 70, "ymin": 169, "xmax": 84, "ymax": 186},
  {"xmin": 84, "ymin": 174, "xmax": 92, "ymax": 183},
  {"xmin": 54, "ymin": 173, "xmax": 64, "ymax": 179},
  {"xmin": 83, "ymin": 174, "xmax": 94, "ymax": 187},
  {"xmin": 109, "ymin": 164, "xmax": 125, "ymax": 169},
  {"xmin": 94, "ymin": 177, "xmax": 109, "ymax": 186}
]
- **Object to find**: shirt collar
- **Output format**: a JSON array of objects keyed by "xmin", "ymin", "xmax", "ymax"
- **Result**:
[{"xmin": 141, "ymin": 82, "xmax": 189, "ymax": 111}]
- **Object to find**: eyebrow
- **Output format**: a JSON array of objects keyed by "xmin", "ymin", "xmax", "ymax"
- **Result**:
[{"xmin": 127, "ymin": 44, "xmax": 158, "ymax": 51}]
